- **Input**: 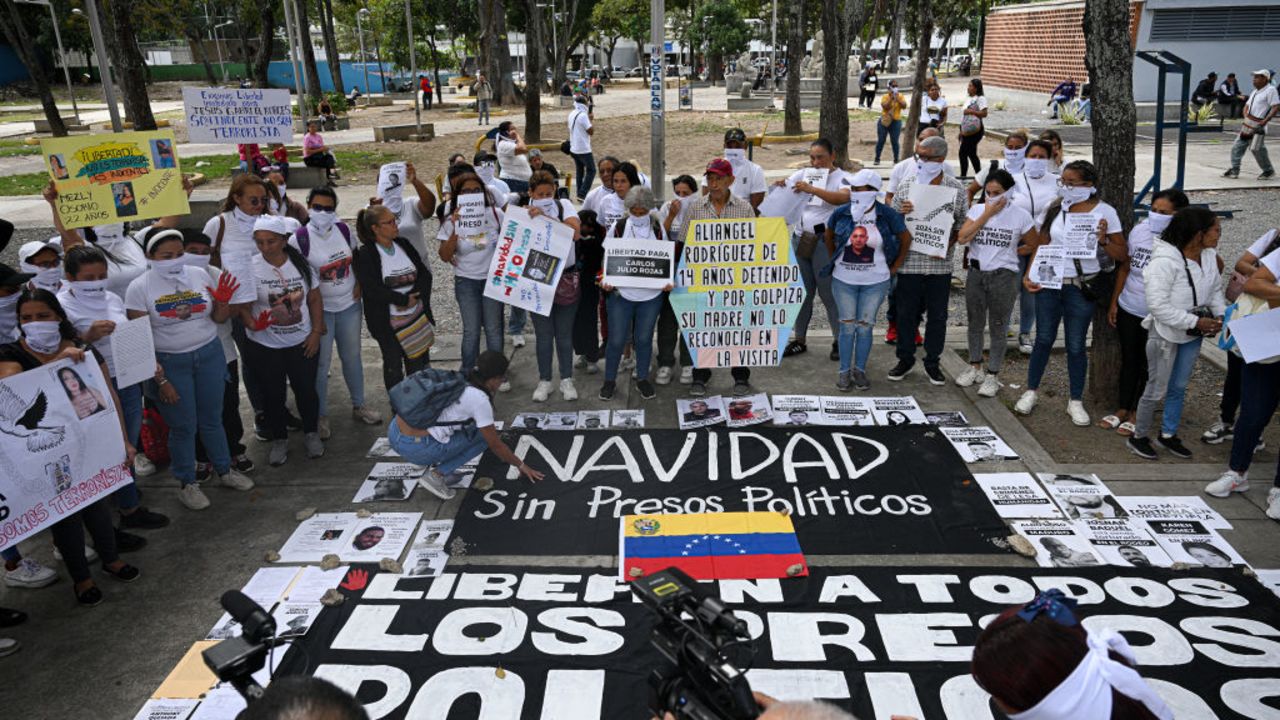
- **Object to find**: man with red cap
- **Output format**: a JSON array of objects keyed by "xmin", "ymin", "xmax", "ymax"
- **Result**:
[{"xmin": 683, "ymin": 158, "xmax": 757, "ymax": 397}]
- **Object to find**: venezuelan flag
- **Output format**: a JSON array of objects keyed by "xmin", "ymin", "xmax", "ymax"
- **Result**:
[{"xmin": 621, "ymin": 512, "xmax": 808, "ymax": 581}]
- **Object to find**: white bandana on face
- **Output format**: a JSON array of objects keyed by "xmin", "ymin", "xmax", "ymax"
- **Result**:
[
  {"xmin": 1003, "ymin": 146, "xmax": 1027, "ymax": 173},
  {"xmin": 916, "ymin": 159, "xmax": 945, "ymax": 185},
  {"xmin": 21, "ymin": 320, "xmax": 63, "ymax": 354},
  {"xmin": 308, "ymin": 208, "xmax": 337, "ymax": 236},
  {"xmin": 1008, "ymin": 629, "xmax": 1173, "ymax": 720},
  {"xmin": 232, "ymin": 206, "xmax": 258, "ymax": 233},
  {"xmin": 1058, "ymin": 184, "xmax": 1095, "ymax": 207},
  {"xmin": 1146, "ymin": 212, "xmax": 1173, "ymax": 235},
  {"xmin": 627, "ymin": 214, "xmax": 654, "ymax": 238},
  {"xmin": 69, "ymin": 279, "xmax": 110, "ymax": 309},
  {"xmin": 151, "ymin": 257, "xmax": 187, "ymax": 280},
  {"xmin": 22, "ymin": 262, "xmax": 62, "ymax": 293},
  {"xmin": 1025, "ymin": 158, "xmax": 1049, "ymax": 179},
  {"xmin": 848, "ymin": 191, "xmax": 878, "ymax": 219},
  {"xmin": 531, "ymin": 198, "xmax": 559, "ymax": 217}
]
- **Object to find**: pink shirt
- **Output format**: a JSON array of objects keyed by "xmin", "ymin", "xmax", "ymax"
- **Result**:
[{"xmin": 303, "ymin": 133, "xmax": 324, "ymax": 157}]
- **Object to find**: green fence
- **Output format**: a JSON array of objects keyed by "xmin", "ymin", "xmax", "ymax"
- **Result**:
[{"xmin": 145, "ymin": 63, "xmax": 250, "ymax": 81}]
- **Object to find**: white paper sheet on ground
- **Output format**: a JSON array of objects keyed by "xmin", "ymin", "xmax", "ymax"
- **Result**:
[
  {"xmin": 1029, "ymin": 245, "xmax": 1065, "ymax": 290},
  {"xmin": 366, "ymin": 437, "xmax": 400, "ymax": 458},
  {"xmin": 410, "ymin": 520, "xmax": 454, "ymax": 549},
  {"xmin": 772, "ymin": 395, "xmax": 822, "ymax": 425},
  {"xmin": 942, "ymin": 426, "xmax": 1019, "ymax": 462},
  {"xmin": 1255, "ymin": 569, "xmax": 1280, "ymax": 599},
  {"xmin": 377, "ymin": 162, "xmax": 407, "ymax": 209},
  {"xmin": 205, "ymin": 567, "xmax": 301, "ymax": 640},
  {"xmin": 353, "ymin": 462, "xmax": 425, "ymax": 502},
  {"xmin": 611, "ymin": 409, "xmax": 645, "ymax": 428},
  {"xmin": 512, "ymin": 412, "xmax": 548, "ymax": 431},
  {"xmin": 273, "ymin": 602, "xmax": 324, "ymax": 638},
  {"xmin": 924, "ymin": 410, "xmax": 968, "ymax": 427},
  {"xmin": 133, "ymin": 698, "xmax": 200, "ymax": 720},
  {"xmin": 974, "ymin": 473, "xmax": 1063, "ymax": 519},
  {"xmin": 904, "ymin": 183, "xmax": 958, "ymax": 258},
  {"xmin": 1039, "ymin": 473, "xmax": 1127, "ymax": 520},
  {"xmin": 276, "ymin": 512, "xmax": 421, "ymax": 563},
  {"xmin": 726, "ymin": 392, "xmax": 773, "ymax": 427},
  {"xmin": 757, "ymin": 185, "xmax": 808, "ymax": 228},
  {"xmin": 545, "ymin": 411, "xmax": 580, "ymax": 430},
  {"xmin": 1011, "ymin": 519, "xmax": 1104, "ymax": 568},
  {"xmin": 286, "ymin": 565, "xmax": 350, "ymax": 603},
  {"xmin": 818, "ymin": 396, "xmax": 876, "ymax": 426},
  {"xmin": 186, "ymin": 687, "xmax": 246, "ymax": 720},
  {"xmin": 677, "ymin": 396, "xmax": 727, "ymax": 430},
  {"xmin": 1117, "ymin": 496, "xmax": 1232, "ymax": 530},
  {"xmin": 404, "ymin": 547, "xmax": 449, "ymax": 577},
  {"xmin": 1141, "ymin": 519, "xmax": 1248, "ymax": 568},
  {"xmin": 1226, "ymin": 305, "xmax": 1280, "ymax": 364},
  {"xmin": 577, "ymin": 410, "xmax": 610, "ymax": 429},
  {"xmin": 1077, "ymin": 518, "xmax": 1173, "ymax": 568},
  {"xmin": 1062, "ymin": 212, "xmax": 1101, "ymax": 260},
  {"xmin": 869, "ymin": 396, "xmax": 927, "ymax": 425},
  {"xmin": 110, "ymin": 316, "xmax": 157, "ymax": 388}
]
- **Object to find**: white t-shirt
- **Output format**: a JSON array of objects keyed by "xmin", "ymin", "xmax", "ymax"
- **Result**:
[
  {"xmin": 290, "ymin": 223, "xmax": 356, "ymax": 313},
  {"xmin": 886, "ymin": 157, "xmax": 955, "ymax": 195},
  {"xmin": 1117, "ymin": 220, "xmax": 1157, "ymax": 317},
  {"xmin": 606, "ymin": 214, "xmax": 666, "ymax": 302},
  {"xmin": 125, "ymin": 266, "xmax": 219, "ymax": 354},
  {"xmin": 964, "ymin": 95, "xmax": 990, "ymax": 114},
  {"xmin": 496, "ymin": 138, "xmax": 532, "ymax": 182},
  {"xmin": 832, "ymin": 209, "xmax": 890, "ymax": 286},
  {"xmin": 437, "ymin": 205, "xmax": 504, "ymax": 280},
  {"xmin": 965, "ymin": 203, "xmax": 1034, "ymax": 273},
  {"xmin": 1245, "ymin": 84, "xmax": 1280, "ymax": 122},
  {"xmin": 788, "ymin": 168, "xmax": 853, "ymax": 234},
  {"xmin": 581, "ymin": 185, "xmax": 613, "ymax": 216},
  {"xmin": 202, "ymin": 209, "xmax": 261, "ymax": 304},
  {"xmin": 660, "ymin": 196, "xmax": 696, "ymax": 245},
  {"xmin": 377, "ymin": 242, "xmax": 423, "ymax": 318},
  {"xmin": 393, "ymin": 200, "xmax": 428, "ymax": 260},
  {"xmin": 429, "ymin": 386, "xmax": 494, "ymax": 443},
  {"xmin": 1245, "ymin": 228, "xmax": 1279, "ymax": 259},
  {"xmin": 921, "ymin": 95, "xmax": 948, "ymax": 124},
  {"xmin": 597, "ymin": 193, "xmax": 627, "ymax": 229},
  {"xmin": 246, "ymin": 255, "xmax": 314, "ymax": 349},
  {"xmin": 1008, "ymin": 171, "xmax": 1060, "ymax": 228},
  {"xmin": 84, "ymin": 224, "xmax": 147, "ymax": 299},
  {"xmin": 1046, "ymin": 201, "xmax": 1123, "ymax": 278},
  {"xmin": 58, "ymin": 286, "xmax": 129, "ymax": 378},
  {"xmin": 568, "ymin": 105, "xmax": 593, "ymax": 154}
]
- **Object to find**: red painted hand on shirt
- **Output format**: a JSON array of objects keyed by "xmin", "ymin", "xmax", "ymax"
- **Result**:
[
  {"xmin": 340, "ymin": 568, "xmax": 369, "ymax": 591},
  {"xmin": 207, "ymin": 272, "xmax": 241, "ymax": 304},
  {"xmin": 249, "ymin": 310, "xmax": 274, "ymax": 332}
]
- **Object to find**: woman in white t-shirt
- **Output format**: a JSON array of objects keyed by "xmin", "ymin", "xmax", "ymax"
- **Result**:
[
  {"xmin": 125, "ymin": 229, "xmax": 251, "ymax": 511},
  {"xmin": 1017, "ymin": 160, "xmax": 1128, "ymax": 425},
  {"xmin": 955, "ymin": 169, "xmax": 1037, "ymax": 397},
  {"xmin": 374, "ymin": 161, "xmax": 437, "ymax": 259},
  {"xmin": 290, "ymin": 187, "xmax": 382, "ymax": 439},
  {"xmin": 495, "ymin": 121, "xmax": 533, "ymax": 193},
  {"xmin": 1101, "ymin": 190, "xmax": 1188, "ymax": 436},
  {"xmin": 438, "ymin": 171, "xmax": 506, "ymax": 376},
  {"xmin": 598, "ymin": 186, "xmax": 673, "ymax": 402},
  {"xmin": 235, "ymin": 215, "xmax": 326, "ymax": 467},
  {"xmin": 389, "ymin": 352, "xmax": 543, "ymax": 499},
  {"xmin": 1008, "ymin": 138, "xmax": 1060, "ymax": 354},
  {"xmin": 655, "ymin": 175, "xmax": 699, "ymax": 384},
  {"xmin": 525, "ymin": 171, "xmax": 582, "ymax": 403},
  {"xmin": 920, "ymin": 83, "xmax": 948, "ymax": 130}
]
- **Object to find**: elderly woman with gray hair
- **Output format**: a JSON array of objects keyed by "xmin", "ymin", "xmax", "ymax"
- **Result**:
[{"xmin": 598, "ymin": 186, "xmax": 673, "ymax": 401}]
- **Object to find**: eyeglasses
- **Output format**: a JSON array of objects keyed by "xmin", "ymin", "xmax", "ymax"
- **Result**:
[
  {"xmin": 375, "ymin": 219, "xmax": 397, "ymax": 227},
  {"xmin": 1056, "ymin": 179, "xmax": 1092, "ymax": 188},
  {"xmin": 242, "ymin": 195, "xmax": 265, "ymax": 206}
]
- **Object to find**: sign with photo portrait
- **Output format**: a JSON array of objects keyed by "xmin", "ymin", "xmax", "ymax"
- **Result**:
[
  {"xmin": 485, "ymin": 206, "xmax": 575, "ymax": 316},
  {"xmin": 41, "ymin": 130, "xmax": 189, "ymax": 229}
]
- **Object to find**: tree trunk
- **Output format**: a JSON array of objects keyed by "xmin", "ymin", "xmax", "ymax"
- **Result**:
[
  {"xmin": 252, "ymin": 0, "xmax": 275, "ymax": 88},
  {"xmin": 320, "ymin": 0, "xmax": 344, "ymax": 93},
  {"xmin": 819, "ymin": 0, "xmax": 871, "ymax": 167},
  {"xmin": 0, "ymin": 0, "xmax": 66, "ymax": 136},
  {"xmin": 293, "ymin": 0, "xmax": 324, "ymax": 107},
  {"xmin": 427, "ymin": 33, "xmax": 445, "ymax": 104},
  {"xmin": 902, "ymin": 0, "xmax": 932, "ymax": 145},
  {"xmin": 522, "ymin": 0, "xmax": 544, "ymax": 142},
  {"xmin": 478, "ymin": 0, "xmax": 520, "ymax": 105},
  {"xmin": 784, "ymin": 0, "xmax": 806, "ymax": 135},
  {"xmin": 371, "ymin": 15, "xmax": 388, "ymax": 93},
  {"xmin": 186, "ymin": 27, "xmax": 219, "ymax": 86},
  {"xmin": 1083, "ymin": 0, "xmax": 1137, "ymax": 400},
  {"xmin": 862, "ymin": 0, "xmax": 888, "ymax": 58},
  {"xmin": 886, "ymin": 0, "xmax": 906, "ymax": 72},
  {"xmin": 103, "ymin": 0, "xmax": 156, "ymax": 130}
]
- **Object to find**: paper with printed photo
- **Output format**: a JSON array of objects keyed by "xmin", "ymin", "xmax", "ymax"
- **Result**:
[
  {"xmin": 973, "ymin": 473, "xmax": 1062, "ymax": 519},
  {"xmin": 403, "ymin": 547, "xmax": 449, "ymax": 577},
  {"xmin": 377, "ymin": 162, "xmax": 407, "ymax": 210},
  {"xmin": 1039, "ymin": 473, "xmax": 1127, "ymax": 520},
  {"xmin": 942, "ymin": 426, "xmax": 1019, "ymax": 462},
  {"xmin": 132, "ymin": 699, "xmax": 200, "ymax": 720},
  {"xmin": 611, "ymin": 409, "xmax": 645, "ymax": 428},
  {"xmin": 772, "ymin": 395, "xmax": 821, "ymax": 426},
  {"xmin": 1142, "ymin": 519, "xmax": 1247, "ymax": 568},
  {"xmin": 869, "ymin": 396, "xmax": 927, "ymax": 425},
  {"xmin": 819, "ymin": 396, "xmax": 876, "ymax": 426},
  {"xmin": 545, "ymin": 411, "xmax": 581, "ymax": 430},
  {"xmin": 275, "ymin": 512, "xmax": 421, "ymax": 563},
  {"xmin": 352, "ymin": 463, "xmax": 425, "ymax": 503},
  {"xmin": 1077, "ymin": 518, "xmax": 1172, "ymax": 568},
  {"xmin": 924, "ymin": 410, "xmax": 968, "ymax": 427},
  {"xmin": 273, "ymin": 602, "xmax": 324, "ymax": 638},
  {"xmin": 1011, "ymin": 519, "xmax": 1103, "ymax": 568},
  {"xmin": 512, "ymin": 413, "xmax": 549, "ymax": 431},
  {"xmin": 904, "ymin": 182, "xmax": 958, "ymax": 258},
  {"xmin": 1117, "ymin": 496, "xmax": 1231, "ymax": 530},
  {"xmin": 1029, "ymin": 245, "xmax": 1065, "ymax": 290},
  {"xmin": 725, "ymin": 393, "xmax": 772, "ymax": 427},
  {"xmin": 1062, "ymin": 212, "xmax": 1101, "ymax": 260},
  {"xmin": 577, "ymin": 410, "xmax": 610, "ymax": 429},
  {"xmin": 677, "ymin": 396, "xmax": 726, "ymax": 430}
]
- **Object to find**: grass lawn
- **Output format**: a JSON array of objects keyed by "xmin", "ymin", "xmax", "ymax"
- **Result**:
[
  {"xmin": 0, "ymin": 148, "xmax": 397, "ymax": 197},
  {"xmin": 0, "ymin": 138, "xmax": 40, "ymax": 158}
]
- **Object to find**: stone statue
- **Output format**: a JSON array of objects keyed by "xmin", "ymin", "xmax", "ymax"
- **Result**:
[
  {"xmin": 737, "ymin": 51, "xmax": 757, "ymax": 83},
  {"xmin": 803, "ymin": 30, "xmax": 825, "ymax": 78}
]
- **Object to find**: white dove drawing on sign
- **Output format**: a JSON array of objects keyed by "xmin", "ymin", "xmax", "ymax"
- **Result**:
[{"xmin": 0, "ymin": 384, "xmax": 65, "ymax": 452}]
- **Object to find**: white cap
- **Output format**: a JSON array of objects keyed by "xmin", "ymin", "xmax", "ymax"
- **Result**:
[
  {"xmin": 849, "ymin": 168, "xmax": 883, "ymax": 191},
  {"xmin": 253, "ymin": 215, "xmax": 294, "ymax": 236},
  {"xmin": 1253, "ymin": 68, "xmax": 1273, "ymax": 79},
  {"xmin": 18, "ymin": 239, "xmax": 60, "ymax": 264}
]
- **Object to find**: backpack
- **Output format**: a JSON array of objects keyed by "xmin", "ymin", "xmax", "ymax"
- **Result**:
[
  {"xmin": 389, "ymin": 368, "xmax": 478, "ymax": 433},
  {"xmin": 294, "ymin": 222, "xmax": 353, "ymax": 258}
]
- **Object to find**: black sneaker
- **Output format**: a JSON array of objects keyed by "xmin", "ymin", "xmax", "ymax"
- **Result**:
[
  {"xmin": 829, "ymin": 342, "xmax": 839, "ymax": 361},
  {"xmin": 285, "ymin": 411, "xmax": 303, "ymax": 432},
  {"xmin": 887, "ymin": 360, "xmax": 913, "ymax": 381},
  {"xmin": 76, "ymin": 586, "xmax": 104, "ymax": 607},
  {"xmin": 924, "ymin": 365, "xmax": 946, "ymax": 385},
  {"xmin": 253, "ymin": 413, "xmax": 270, "ymax": 442},
  {"xmin": 1126, "ymin": 436, "xmax": 1158, "ymax": 460},
  {"xmin": 689, "ymin": 382, "xmax": 707, "ymax": 397},
  {"xmin": 598, "ymin": 381, "xmax": 616, "ymax": 400},
  {"xmin": 732, "ymin": 381, "xmax": 752, "ymax": 397},
  {"xmin": 233, "ymin": 454, "xmax": 256, "ymax": 473},
  {"xmin": 194, "ymin": 462, "xmax": 213, "ymax": 483},
  {"xmin": 1261, "ymin": 170, "xmax": 1276, "ymax": 180},
  {"xmin": 637, "ymin": 379, "xmax": 657, "ymax": 399},
  {"xmin": 114, "ymin": 529, "xmax": 148, "ymax": 553},
  {"xmin": 120, "ymin": 506, "xmax": 170, "ymax": 530},
  {"xmin": 1223, "ymin": 168, "xmax": 1239, "ymax": 178},
  {"xmin": 1155, "ymin": 434, "xmax": 1193, "ymax": 459}
]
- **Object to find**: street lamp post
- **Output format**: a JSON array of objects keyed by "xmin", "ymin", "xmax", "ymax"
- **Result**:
[
  {"xmin": 215, "ymin": 21, "xmax": 235, "ymax": 83},
  {"xmin": 357, "ymin": 8, "xmax": 371, "ymax": 97},
  {"xmin": 74, "ymin": 1, "xmax": 121, "ymax": 131},
  {"xmin": 19, "ymin": 0, "xmax": 79, "ymax": 120}
]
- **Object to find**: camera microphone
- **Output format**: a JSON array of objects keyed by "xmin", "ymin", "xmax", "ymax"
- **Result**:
[{"xmin": 220, "ymin": 590, "xmax": 276, "ymax": 644}]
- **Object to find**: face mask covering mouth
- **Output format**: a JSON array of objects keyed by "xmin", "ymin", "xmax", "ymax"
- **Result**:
[
  {"xmin": 70, "ymin": 279, "xmax": 110, "ymax": 307},
  {"xmin": 1146, "ymin": 211, "xmax": 1173, "ymax": 234},
  {"xmin": 309, "ymin": 208, "xmax": 337, "ymax": 235},
  {"xmin": 183, "ymin": 253, "xmax": 213, "ymax": 270},
  {"xmin": 848, "ymin": 191, "xmax": 878, "ymax": 218},
  {"xmin": 1003, "ymin": 146, "xmax": 1027, "ymax": 173},
  {"xmin": 531, "ymin": 198, "xmax": 559, "ymax": 216},
  {"xmin": 916, "ymin": 159, "xmax": 945, "ymax": 184},
  {"xmin": 22, "ymin": 263, "xmax": 62, "ymax": 293},
  {"xmin": 627, "ymin": 214, "xmax": 653, "ymax": 237},
  {"xmin": 1058, "ymin": 184, "xmax": 1096, "ymax": 206},
  {"xmin": 1024, "ymin": 158, "xmax": 1049, "ymax": 179},
  {"xmin": 22, "ymin": 320, "xmax": 63, "ymax": 355},
  {"xmin": 151, "ymin": 257, "xmax": 188, "ymax": 279}
]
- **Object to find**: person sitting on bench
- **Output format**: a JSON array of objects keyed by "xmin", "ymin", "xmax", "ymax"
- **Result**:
[{"xmin": 302, "ymin": 120, "xmax": 339, "ymax": 181}]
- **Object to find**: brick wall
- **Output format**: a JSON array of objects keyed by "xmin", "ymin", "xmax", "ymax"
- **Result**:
[{"xmin": 981, "ymin": 0, "xmax": 1142, "ymax": 95}]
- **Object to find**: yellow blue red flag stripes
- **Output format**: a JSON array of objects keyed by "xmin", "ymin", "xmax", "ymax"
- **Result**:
[{"xmin": 620, "ymin": 511, "xmax": 808, "ymax": 580}]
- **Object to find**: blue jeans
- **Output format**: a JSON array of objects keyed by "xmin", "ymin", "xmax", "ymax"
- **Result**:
[
  {"xmin": 454, "ymin": 276, "xmax": 505, "ymax": 372},
  {"xmin": 792, "ymin": 233, "xmax": 837, "ymax": 340},
  {"xmin": 388, "ymin": 420, "xmax": 487, "ymax": 475},
  {"xmin": 156, "ymin": 338, "xmax": 231, "ymax": 485},
  {"xmin": 316, "ymin": 301, "xmax": 366, "ymax": 416},
  {"xmin": 875, "ymin": 119, "xmax": 902, "ymax": 163},
  {"xmin": 605, "ymin": 293, "xmax": 663, "ymax": 381},
  {"xmin": 1026, "ymin": 284, "xmax": 1094, "ymax": 399},
  {"xmin": 112, "ymin": 378, "xmax": 143, "ymax": 511},
  {"xmin": 504, "ymin": 178, "xmax": 529, "ymax": 194},
  {"xmin": 508, "ymin": 307, "xmax": 528, "ymax": 335},
  {"xmin": 1132, "ymin": 335, "xmax": 1202, "ymax": 439},
  {"xmin": 832, "ymin": 278, "xmax": 891, "ymax": 373},
  {"xmin": 477, "ymin": 99, "xmax": 490, "ymax": 124},
  {"xmin": 534, "ymin": 301, "xmax": 577, "ymax": 381},
  {"xmin": 1018, "ymin": 253, "xmax": 1036, "ymax": 335},
  {"xmin": 572, "ymin": 152, "xmax": 595, "ymax": 199}
]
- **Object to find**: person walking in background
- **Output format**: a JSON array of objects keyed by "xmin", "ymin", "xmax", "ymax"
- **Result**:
[
  {"xmin": 859, "ymin": 65, "xmax": 879, "ymax": 109},
  {"xmin": 419, "ymin": 75, "xmax": 433, "ymax": 110},
  {"xmin": 875, "ymin": 81, "xmax": 908, "ymax": 165},
  {"xmin": 958, "ymin": 79, "xmax": 989, "ymax": 178},
  {"xmin": 473, "ymin": 72, "xmax": 493, "ymax": 126},
  {"xmin": 1223, "ymin": 69, "xmax": 1278, "ymax": 180},
  {"xmin": 567, "ymin": 93, "xmax": 595, "ymax": 201}
]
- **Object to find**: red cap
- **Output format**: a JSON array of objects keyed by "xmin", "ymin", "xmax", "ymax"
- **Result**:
[{"xmin": 704, "ymin": 158, "xmax": 734, "ymax": 177}]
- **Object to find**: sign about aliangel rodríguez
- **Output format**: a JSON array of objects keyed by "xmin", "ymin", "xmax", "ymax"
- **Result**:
[{"xmin": 669, "ymin": 218, "xmax": 804, "ymax": 369}]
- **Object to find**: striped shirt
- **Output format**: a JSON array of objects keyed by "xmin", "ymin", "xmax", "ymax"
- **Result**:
[
  {"xmin": 686, "ymin": 191, "xmax": 756, "ymax": 222},
  {"xmin": 891, "ymin": 175, "xmax": 969, "ymax": 275}
]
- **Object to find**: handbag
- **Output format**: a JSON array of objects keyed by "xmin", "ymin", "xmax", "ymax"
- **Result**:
[
  {"xmin": 555, "ymin": 269, "xmax": 581, "ymax": 305},
  {"xmin": 1073, "ymin": 258, "xmax": 1114, "ymax": 306},
  {"xmin": 960, "ymin": 113, "xmax": 982, "ymax": 137},
  {"xmin": 559, "ymin": 140, "xmax": 572, "ymax": 155}
]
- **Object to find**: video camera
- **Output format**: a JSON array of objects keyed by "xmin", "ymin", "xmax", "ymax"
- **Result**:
[
  {"xmin": 632, "ymin": 567, "xmax": 760, "ymax": 720},
  {"xmin": 201, "ymin": 590, "xmax": 282, "ymax": 703}
]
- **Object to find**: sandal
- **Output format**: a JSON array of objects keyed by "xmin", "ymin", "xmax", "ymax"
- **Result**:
[
  {"xmin": 76, "ymin": 586, "xmax": 103, "ymax": 607},
  {"xmin": 783, "ymin": 340, "xmax": 808, "ymax": 357},
  {"xmin": 103, "ymin": 563, "xmax": 140, "ymax": 583},
  {"xmin": 1116, "ymin": 422, "xmax": 1136, "ymax": 437},
  {"xmin": 1097, "ymin": 415, "xmax": 1121, "ymax": 430}
]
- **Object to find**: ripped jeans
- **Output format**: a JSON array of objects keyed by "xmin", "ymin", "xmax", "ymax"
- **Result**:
[{"xmin": 831, "ymin": 277, "xmax": 892, "ymax": 373}]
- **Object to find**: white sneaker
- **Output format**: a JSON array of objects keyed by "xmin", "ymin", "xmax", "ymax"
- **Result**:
[
  {"xmin": 1267, "ymin": 488, "xmax": 1280, "ymax": 521},
  {"xmin": 0, "ymin": 638, "xmax": 17, "ymax": 657},
  {"xmin": 219, "ymin": 468, "xmax": 255, "ymax": 491},
  {"xmin": 655, "ymin": 366, "xmax": 674, "ymax": 385},
  {"xmin": 512, "ymin": 334, "xmax": 526, "ymax": 348},
  {"xmin": 575, "ymin": 355, "xmax": 588, "ymax": 368},
  {"xmin": 620, "ymin": 356, "xmax": 636, "ymax": 371},
  {"xmin": 955, "ymin": 365, "xmax": 982, "ymax": 387},
  {"xmin": 179, "ymin": 483, "xmax": 211, "ymax": 510},
  {"xmin": 352, "ymin": 406, "xmax": 383, "ymax": 425},
  {"xmin": 418, "ymin": 469, "xmax": 458, "ymax": 500},
  {"xmin": 532, "ymin": 380, "xmax": 553, "ymax": 402},
  {"xmin": 585, "ymin": 360, "xmax": 599, "ymax": 375},
  {"xmin": 133, "ymin": 453, "xmax": 157, "ymax": 477},
  {"xmin": 498, "ymin": 380, "xmax": 512, "ymax": 393},
  {"xmin": 1014, "ymin": 390, "xmax": 1038, "ymax": 415},
  {"xmin": 317, "ymin": 416, "xmax": 331, "ymax": 441},
  {"xmin": 560, "ymin": 378, "xmax": 578, "ymax": 400},
  {"xmin": 4, "ymin": 558, "xmax": 57, "ymax": 588},
  {"xmin": 1205, "ymin": 470, "xmax": 1249, "ymax": 498},
  {"xmin": 978, "ymin": 373, "xmax": 1001, "ymax": 398},
  {"xmin": 679, "ymin": 366, "xmax": 693, "ymax": 384},
  {"xmin": 1067, "ymin": 400, "xmax": 1090, "ymax": 427}
]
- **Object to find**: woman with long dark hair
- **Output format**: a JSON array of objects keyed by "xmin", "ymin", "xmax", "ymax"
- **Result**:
[
  {"xmin": 437, "ymin": 171, "xmax": 505, "ymax": 376},
  {"xmin": 958, "ymin": 79, "xmax": 989, "ymax": 177}
]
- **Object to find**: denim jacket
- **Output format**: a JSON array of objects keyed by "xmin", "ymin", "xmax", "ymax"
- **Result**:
[{"xmin": 820, "ymin": 201, "xmax": 907, "ymax": 278}]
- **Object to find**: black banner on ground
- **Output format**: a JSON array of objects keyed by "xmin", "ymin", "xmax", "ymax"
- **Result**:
[
  {"xmin": 277, "ymin": 565, "xmax": 1280, "ymax": 720},
  {"xmin": 453, "ymin": 427, "xmax": 1006, "ymax": 556}
]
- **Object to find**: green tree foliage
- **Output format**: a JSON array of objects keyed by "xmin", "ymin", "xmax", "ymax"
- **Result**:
[
  {"xmin": 688, "ymin": 0, "xmax": 752, "ymax": 80},
  {"xmin": 592, "ymin": 0, "xmax": 649, "ymax": 54}
]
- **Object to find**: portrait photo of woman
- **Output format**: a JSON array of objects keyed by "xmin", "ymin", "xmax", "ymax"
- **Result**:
[{"xmin": 57, "ymin": 365, "xmax": 108, "ymax": 420}]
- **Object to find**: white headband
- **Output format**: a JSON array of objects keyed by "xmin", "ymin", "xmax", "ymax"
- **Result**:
[
  {"xmin": 253, "ymin": 215, "xmax": 293, "ymax": 236},
  {"xmin": 1009, "ymin": 629, "xmax": 1173, "ymax": 720}
]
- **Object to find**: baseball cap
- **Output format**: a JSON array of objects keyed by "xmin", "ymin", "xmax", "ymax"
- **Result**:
[
  {"xmin": 849, "ymin": 168, "xmax": 883, "ymax": 191},
  {"xmin": 253, "ymin": 215, "xmax": 293, "ymax": 236},
  {"xmin": 704, "ymin": 158, "xmax": 734, "ymax": 177},
  {"xmin": 724, "ymin": 128, "xmax": 747, "ymax": 144},
  {"xmin": 0, "ymin": 263, "xmax": 34, "ymax": 287},
  {"xmin": 18, "ymin": 239, "xmax": 60, "ymax": 264},
  {"xmin": 1253, "ymin": 69, "xmax": 1273, "ymax": 79}
]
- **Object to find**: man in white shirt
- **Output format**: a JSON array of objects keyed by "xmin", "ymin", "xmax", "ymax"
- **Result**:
[
  {"xmin": 567, "ymin": 93, "xmax": 595, "ymax": 201},
  {"xmin": 1225, "ymin": 69, "xmax": 1279, "ymax": 179},
  {"xmin": 702, "ymin": 128, "xmax": 766, "ymax": 210}
]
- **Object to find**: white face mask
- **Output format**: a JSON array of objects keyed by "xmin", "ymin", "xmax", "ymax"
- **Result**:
[
  {"xmin": 70, "ymin": 279, "xmax": 110, "ymax": 307},
  {"xmin": 232, "ymin": 206, "xmax": 258, "ymax": 232},
  {"xmin": 93, "ymin": 223, "xmax": 126, "ymax": 245},
  {"xmin": 1003, "ymin": 147, "xmax": 1027, "ymax": 172},
  {"xmin": 1058, "ymin": 184, "xmax": 1096, "ymax": 206},
  {"xmin": 1024, "ymin": 158, "xmax": 1049, "ymax": 179},
  {"xmin": 848, "ymin": 191, "xmax": 878, "ymax": 218},
  {"xmin": 151, "ymin": 257, "xmax": 187, "ymax": 279},
  {"xmin": 183, "ymin": 253, "xmax": 213, "ymax": 270},
  {"xmin": 1146, "ymin": 211, "xmax": 1174, "ymax": 234},
  {"xmin": 309, "ymin": 208, "xmax": 337, "ymax": 235},
  {"xmin": 0, "ymin": 294, "xmax": 19, "ymax": 340},
  {"xmin": 916, "ymin": 159, "xmax": 945, "ymax": 184},
  {"xmin": 531, "ymin": 198, "xmax": 558, "ymax": 216},
  {"xmin": 477, "ymin": 164, "xmax": 495, "ymax": 183},
  {"xmin": 22, "ymin": 263, "xmax": 62, "ymax": 293},
  {"xmin": 627, "ymin": 214, "xmax": 653, "ymax": 236},
  {"xmin": 22, "ymin": 320, "xmax": 63, "ymax": 354}
]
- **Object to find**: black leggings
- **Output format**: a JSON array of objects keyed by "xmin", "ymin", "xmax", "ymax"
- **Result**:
[
  {"xmin": 959, "ymin": 127, "xmax": 984, "ymax": 176},
  {"xmin": 1114, "ymin": 308, "xmax": 1148, "ymax": 414},
  {"xmin": 373, "ymin": 329, "xmax": 428, "ymax": 392},
  {"xmin": 1221, "ymin": 351, "xmax": 1244, "ymax": 425},
  {"xmin": 304, "ymin": 153, "xmax": 336, "ymax": 170},
  {"xmin": 573, "ymin": 279, "xmax": 601, "ymax": 362},
  {"xmin": 241, "ymin": 339, "xmax": 320, "ymax": 438},
  {"xmin": 51, "ymin": 500, "xmax": 118, "ymax": 584}
]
